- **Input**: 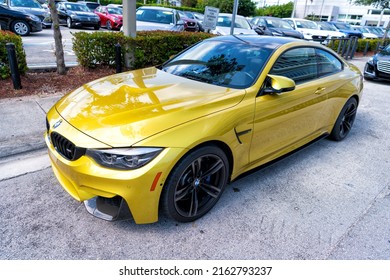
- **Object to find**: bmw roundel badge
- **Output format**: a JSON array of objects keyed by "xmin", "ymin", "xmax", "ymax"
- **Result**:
[{"xmin": 53, "ymin": 120, "xmax": 62, "ymax": 129}]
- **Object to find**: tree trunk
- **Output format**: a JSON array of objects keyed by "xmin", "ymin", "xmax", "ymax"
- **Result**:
[{"xmin": 48, "ymin": 0, "xmax": 66, "ymax": 75}]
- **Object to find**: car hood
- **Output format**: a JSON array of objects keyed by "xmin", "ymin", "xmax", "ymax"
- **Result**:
[
  {"xmin": 110, "ymin": 14, "xmax": 123, "ymax": 20},
  {"xmin": 362, "ymin": 32, "xmax": 377, "ymax": 39},
  {"xmin": 325, "ymin": 30, "xmax": 345, "ymax": 38},
  {"xmin": 269, "ymin": 27, "xmax": 303, "ymax": 38},
  {"xmin": 214, "ymin": 26, "xmax": 257, "ymax": 35},
  {"xmin": 339, "ymin": 29, "xmax": 361, "ymax": 36},
  {"xmin": 375, "ymin": 51, "xmax": 390, "ymax": 61},
  {"xmin": 136, "ymin": 20, "xmax": 175, "ymax": 31},
  {"xmin": 55, "ymin": 67, "xmax": 246, "ymax": 147}
]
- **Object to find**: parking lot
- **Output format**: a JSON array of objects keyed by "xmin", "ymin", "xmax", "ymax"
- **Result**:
[
  {"xmin": 0, "ymin": 49, "xmax": 389, "ymax": 260},
  {"xmin": 21, "ymin": 26, "xmax": 106, "ymax": 67}
]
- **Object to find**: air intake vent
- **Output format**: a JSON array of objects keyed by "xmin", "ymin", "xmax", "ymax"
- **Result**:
[{"xmin": 50, "ymin": 132, "xmax": 85, "ymax": 161}]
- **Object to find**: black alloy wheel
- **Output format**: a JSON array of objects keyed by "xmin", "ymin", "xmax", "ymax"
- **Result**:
[
  {"xmin": 330, "ymin": 98, "xmax": 358, "ymax": 141},
  {"xmin": 161, "ymin": 145, "xmax": 229, "ymax": 223}
]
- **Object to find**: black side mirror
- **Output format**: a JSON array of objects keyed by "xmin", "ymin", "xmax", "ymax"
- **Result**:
[{"xmin": 254, "ymin": 26, "xmax": 264, "ymax": 35}]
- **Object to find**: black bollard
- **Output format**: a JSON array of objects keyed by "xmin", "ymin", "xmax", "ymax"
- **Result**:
[
  {"xmin": 6, "ymin": 43, "xmax": 22, "ymax": 90},
  {"xmin": 115, "ymin": 43, "xmax": 122, "ymax": 73}
]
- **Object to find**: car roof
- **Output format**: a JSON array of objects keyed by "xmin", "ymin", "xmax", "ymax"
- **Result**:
[
  {"xmin": 284, "ymin": 18, "xmax": 312, "ymax": 22},
  {"xmin": 138, "ymin": 6, "xmax": 175, "ymax": 12},
  {"xmin": 207, "ymin": 34, "xmax": 302, "ymax": 47},
  {"xmin": 219, "ymin": 13, "xmax": 245, "ymax": 18}
]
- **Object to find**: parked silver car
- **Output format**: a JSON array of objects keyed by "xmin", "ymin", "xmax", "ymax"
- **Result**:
[{"xmin": 134, "ymin": 6, "xmax": 185, "ymax": 31}]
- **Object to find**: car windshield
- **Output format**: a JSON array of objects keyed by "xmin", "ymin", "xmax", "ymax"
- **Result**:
[
  {"xmin": 136, "ymin": 9, "xmax": 174, "ymax": 24},
  {"xmin": 161, "ymin": 40, "xmax": 273, "ymax": 89},
  {"xmin": 318, "ymin": 22, "xmax": 337, "ymax": 31},
  {"xmin": 107, "ymin": 7, "xmax": 122, "ymax": 15},
  {"xmin": 65, "ymin": 3, "xmax": 90, "ymax": 12},
  {"xmin": 296, "ymin": 20, "xmax": 317, "ymax": 29},
  {"xmin": 217, "ymin": 15, "xmax": 251, "ymax": 29},
  {"xmin": 10, "ymin": 0, "xmax": 41, "ymax": 8},
  {"xmin": 266, "ymin": 18, "xmax": 294, "ymax": 29},
  {"xmin": 381, "ymin": 44, "xmax": 390, "ymax": 54},
  {"xmin": 334, "ymin": 22, "xmax": 353, "ymax": 30}
]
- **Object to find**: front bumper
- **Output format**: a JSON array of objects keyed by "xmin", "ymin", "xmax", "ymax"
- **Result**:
[
  {"xmin": 45, "ymin": 109, "xmax": 185, "ymax": 224},
  {"xmin": 364, "ymin": 61, "xmax": 390, "ymax": 81},
  {"xmin": 46, "ymin": 136, "xmax": 184, "ymax": 224},
  {"xmin": 73, "ymin": 18, "xmax": 100, "ymax": 28},
  {"xmin": 29, "ymin": 20, "xmax": 43, "ymax": 32}
]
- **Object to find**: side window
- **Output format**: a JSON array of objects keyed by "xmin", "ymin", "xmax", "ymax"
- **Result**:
[
  {"xmin": 269, "ymin": 47, "xmax": 317, "ymax": 84},
  {"xmin": 259, "ymin": 18, "xmax": 266, "ymax": 26},
  {"xmin": 286, "ymin": 19, "xmax": 294, "ymax": 28},
  {"xmin": 316, "ymin": 49, "xmax": 343, "ymax": 77}
]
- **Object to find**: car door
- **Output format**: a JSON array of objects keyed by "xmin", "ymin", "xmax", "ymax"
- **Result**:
[
  {"xmin": 0, "ymin": 6, "xmax": 10, "ymax": 30},
  {"xmin": 249, "ymin": 47, "xmax": 330, "ymax": 165},
  {"xmin": 95, "ymin": 6, "xmax": 106, "ymax": 26},
  {"xmin": 56, "ymin": 3, "xmax": 66, "ymax": 24}
]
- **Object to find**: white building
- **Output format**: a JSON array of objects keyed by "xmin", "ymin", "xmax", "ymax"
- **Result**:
[
  {"xmin": 253, "ymin": 0, "xmax": 390, "ymax": 27},
  {"xmin": 294, "ymin": 0, "xmax": 389, "ymax": 26}
]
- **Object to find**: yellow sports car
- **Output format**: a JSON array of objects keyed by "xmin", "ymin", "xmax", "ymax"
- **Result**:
[{"xmin": 45, "ymin": 35, "xmax": 363, "ymax": 224}]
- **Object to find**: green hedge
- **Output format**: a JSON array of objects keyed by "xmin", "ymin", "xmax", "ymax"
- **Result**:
[
  {"xmin": 0, "ymin": 31, "xmax": 27, "ymax": 80},
  {"xmin": 72, "ymin": 31, "xmax": 214, "ymax": 69}
]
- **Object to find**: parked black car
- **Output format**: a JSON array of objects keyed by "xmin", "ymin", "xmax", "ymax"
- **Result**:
[
  {"xmin": 364, "ymin": 44, "xmax": 390, "ymax": 81},
  {"xmin": 3, "ymin": 0, "xmax": 51, "ymax": 28},
  {"xmin": 0, "ymin": 3, "xmax": 42, "ymax": 35},
  {"xmin": 250, "ymin": 16, "xmax": 304, "ymax": 39},
  {"xmin": 56, "ymin": 1, "xmax": 100, "ymax": 29}
]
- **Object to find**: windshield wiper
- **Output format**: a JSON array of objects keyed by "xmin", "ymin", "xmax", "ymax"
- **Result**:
[
  {"xmin": 180, "ymin": 72, "xmax": 213, "ymax": 83},
  {"xmin": 162, "ymin": 59, "xmax": 206, "ymax": 68}
]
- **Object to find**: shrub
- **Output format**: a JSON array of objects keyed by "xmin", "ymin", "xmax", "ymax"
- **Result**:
[
  {"xmin": 0, "ymin": 31, "xmax": 27, "ymax": 80},
  {"xmin": 327, "ymin": 38, "xmax": 390, "ymax": 54},
  {"xmin": 72, "ymin": 31, "xmax": 215, "ymax": 69}
]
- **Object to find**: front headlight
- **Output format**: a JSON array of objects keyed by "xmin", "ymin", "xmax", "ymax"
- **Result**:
[
  {"xmin": 26, "ymin": 15, "xmax": 41, "ymax": 22},
  {"xmin": 86, "ymin": 147, "xmax": 163, "ymax": 170}
]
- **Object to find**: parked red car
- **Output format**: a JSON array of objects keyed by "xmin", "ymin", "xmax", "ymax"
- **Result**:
[
  {"xmin": 94, "ymin": 5, "xmax": 122, "ymax": 30},
  {"xmin": 178, "ymin": 10, "xmax": 199, "ymax": 32}
]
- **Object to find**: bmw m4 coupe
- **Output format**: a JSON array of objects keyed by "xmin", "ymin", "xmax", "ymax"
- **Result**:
[{"xmin": 45, "ymin": 35, "xmax": 363, "ymax": 224}]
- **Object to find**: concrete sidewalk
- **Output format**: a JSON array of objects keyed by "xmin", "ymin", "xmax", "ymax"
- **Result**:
[{"xmin": 0, "ymin": 94, "xmax": 60, "ymax": 159}]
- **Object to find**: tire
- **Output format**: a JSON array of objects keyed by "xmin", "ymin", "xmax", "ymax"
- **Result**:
[
  {"xmin": 94, "ymin": 24, "xmax": 100, "ymax": 30},
  {"xmin": 66, "ymin": 17, "xmax": 73, "ymax": 29},
  {"xmin": 106, "ymin": 21, "xmax": 112, "ymax": 30},
  {"xmin": 161, "ymin": 145, "xmax": 229, "ymax": 223},
  {"xmin": 11, "ymin": 20, "xmax": 30, "ymax": 36},
  {"xmin": 329, "ymin": 98, "xmax": 358, "ymax": 141}
]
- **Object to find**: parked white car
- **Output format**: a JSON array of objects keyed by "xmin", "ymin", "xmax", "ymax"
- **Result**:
[
  {"xmin": 353, "ymin": 26, "xmax": 378, "ymax": 39},
  {"xmin": 284, "ymin": 18, "xmax": 329, "ymax": 43},
  {"xmin": 316, "ymin": 21, "xmax": 346, "ymax": 39},
  {"xmin": 120, "ymin": 6, "xmax": 185, "ymax": 32},
  {"xmin": 212, "ymin": 13, "xmax": 257, "ymax": 35}
]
